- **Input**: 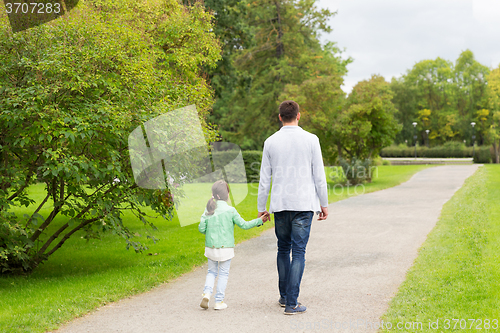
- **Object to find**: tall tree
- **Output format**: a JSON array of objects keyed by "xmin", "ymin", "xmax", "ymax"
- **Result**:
[
  {"xmin": 452, "ymin": 50, "xmax": 490, "ymax": 144},
  {"xmin": 487, "ymin": 67, "xmax": 500, "ymax": 163},
  {"xmin": 279, "ymin": 71, "xmax": 345, "ymax": 164},
  {"xmin": 199, "ymin": 0, "xmax": 255, "ymax": 138},
  {"xmin": 335, "ymin": 75, "xmax": 401, "ymax": 160},
  {"xmin": 216, "ymin": 0, "xmax": 345, "ymax": 150},
  {"xmin": 390, "ymin": 76, "xmax": 419, "ymax": 145},
  {"xmin": 391, "ymin": 57, "xmax": 455, "ymax": 145},
  {"xmin": 0, "ymin": 0, "xmax": 221, "ymax": 273},
  {"xmin": 390, "ymin": 50, "xmax": 489, "ymax": 146}
]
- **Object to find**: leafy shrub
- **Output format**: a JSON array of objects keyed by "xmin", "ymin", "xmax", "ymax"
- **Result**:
[
  {"xmin": 381, "ymin": 142, "xmax": 475, "ymax": 158},
  {"xmin": 242, "ymin": 151, "xmax": 263, "ymax": 184},
  {"xmin": 0, "ymin": 215, "xmax": 33, "ymax": 274},
  {"xmin": 372, "ymin": 156, "xmax": 384, "ymax": 166},
  {"xmin": 338, "ymin": 158, "xmax": 373, "ymax": 185},
  {"xmin": 473, "ymin": 146, "xmax": 494, "ymax": 163},
  {"xmin": 325, "ymin": 166, "xmax": 346, "ymax": 185}
]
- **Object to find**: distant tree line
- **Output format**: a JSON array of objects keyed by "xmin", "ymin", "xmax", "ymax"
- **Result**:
[
  {"xmin": 197, "ymin": 0, "xmax": 400, "ymax": 165},
  {"xmin": 201, "ymin": 0, "xmax": 500, "ymax": 163}
]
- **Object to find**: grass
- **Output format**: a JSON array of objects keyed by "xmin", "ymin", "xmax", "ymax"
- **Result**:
[
  {"xmin": 380, "ymin": 165, "xmax": 500, "ymax": 332},
  {"xmin": 0, "ymin": 165, "xmax": 431, "ymax": 333},
  {"xmin": 326, "ymin": 164, "xmax": 433, "ymax": 203}
]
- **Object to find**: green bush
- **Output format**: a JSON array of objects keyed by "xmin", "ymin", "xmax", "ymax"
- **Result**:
[
  {"xmin": 381, "ymin": 142, "xmax": 475, "ymax": 158},
  {"xmin": 242, "ymin": 151, "xmax": 263, "ymax": 184},
  {"xmin": 325, "ymin": 166, "xmax": 346, "ymax": 185},
  {"xmin": 473, "ymin": 146, "xmax": 494, "ymax": 164},
  {"xmin": 338, "ymin": 158, "xmax": 373, "ymax": 185}
]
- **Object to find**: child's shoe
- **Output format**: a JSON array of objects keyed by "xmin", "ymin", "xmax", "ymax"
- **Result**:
[
  {"xmin": 200, "ymin": 293, "xmax": 210, "ymax": 309},
  {"xmin": 214, "ymin": 301, "xmax": 227, "ymax": 310}
]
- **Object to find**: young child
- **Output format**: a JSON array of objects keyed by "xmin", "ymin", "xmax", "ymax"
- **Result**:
[{"xmin": 199, "ymin": 180, "xmax": 269, "ymax": 310}]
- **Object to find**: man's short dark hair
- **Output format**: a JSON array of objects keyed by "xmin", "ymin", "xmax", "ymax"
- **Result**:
[{"xmin": 279, "ymin": 100, "xmax": 299, "ymax": 123}]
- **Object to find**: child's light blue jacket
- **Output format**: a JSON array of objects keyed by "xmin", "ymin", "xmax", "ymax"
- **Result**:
[{"xmin": 199, "ymin": 201, "xmax": 263, "ymax": 248}]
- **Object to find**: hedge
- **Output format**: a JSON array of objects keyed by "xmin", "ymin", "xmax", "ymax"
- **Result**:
[
  {"xmin": 380, "ymin": 143, "xmax": 496, "ymax": 163},
  {"xmin": 242, "ymin": 150, "xmax": 263, "ymax": 184},
  {"xmin": 473, "ymin": 146, "xmax": 495, "ymax": 164},
  {"xmin": 193, "ymin": 150, "xmax": 263, "ymax": 183},
  {"xmin": 380, "ymin": 144, "xmax": 472, "ymax": 158}
]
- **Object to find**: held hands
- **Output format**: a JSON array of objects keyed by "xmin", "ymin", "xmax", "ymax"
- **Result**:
[{"xmin": 258, "ymin": 211, "xmax": 270, "ymax": 223}]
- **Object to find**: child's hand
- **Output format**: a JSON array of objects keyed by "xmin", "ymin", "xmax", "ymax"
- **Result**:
[
  {"xmin": 258, "ymin": 211, "xmax": 270, "ymax": 225},
  {"xmin": 261, "ymin": 212, "xmax": 270, "ymax": 223}
]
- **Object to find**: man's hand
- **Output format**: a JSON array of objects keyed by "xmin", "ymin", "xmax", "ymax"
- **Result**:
[
  {"xmin": 258, "ymin": 211, "xmax": 270, "ymax": 224},
  {"xmin": 317, "ymin": 206, "xmax": 328, "ymax": 221}
]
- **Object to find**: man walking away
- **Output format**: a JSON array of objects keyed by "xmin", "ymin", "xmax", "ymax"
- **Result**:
[{"xmin": 257, "ymin": 100, "xmax": 328, "ymax": 315}]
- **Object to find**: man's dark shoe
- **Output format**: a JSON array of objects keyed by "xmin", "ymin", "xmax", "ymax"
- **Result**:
[
  {"xmin": 279, "ymin": 297, "xmax": 302, "ymax": 308},
  {"xmin": 284, "ymin": 304, "xmax": 307, "ymax": 315}
]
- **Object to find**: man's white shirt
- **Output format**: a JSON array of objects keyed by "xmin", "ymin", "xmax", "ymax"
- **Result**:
[{"xmin": 257, "ymin": 126, "xmax": 328, "ymax": 214}]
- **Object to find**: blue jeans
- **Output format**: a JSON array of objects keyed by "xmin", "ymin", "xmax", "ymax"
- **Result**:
[
  {"xmin": 274, "ymin": 210, "xmax": 313, "ymax": 307},
  {"xmin": 203, "ymin": 258, "xmax": 231, "ymax": 303}
]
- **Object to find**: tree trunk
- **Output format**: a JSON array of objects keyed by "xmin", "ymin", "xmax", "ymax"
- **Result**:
[
  {"xmin": 494, "ymin": 141, "xmax": 500, "ymax": 164},
  {"xmin": 275, "ymin": 1, "xmax": 284, "ymax": 59}
]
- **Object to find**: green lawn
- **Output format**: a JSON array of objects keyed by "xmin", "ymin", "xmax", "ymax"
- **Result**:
[
  {"xmin": 380, "ymin": 165, "xmax": 500, "ymax": 332},
  {"xmin": 0, "ymin": 165, "xmax": 431, "ymax": 333},
  {"xmin": 326, "ymin": 164, "xmax": 433, "ymax": 203}
]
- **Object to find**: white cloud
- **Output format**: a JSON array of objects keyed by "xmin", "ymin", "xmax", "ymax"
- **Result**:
[
  {"xmin": 317, "ymin": 0, "xmax": 500, "ymax": 93},
  {"xmin": 472, "ymin": 0, "xmax": 500, "ymax": 23}
]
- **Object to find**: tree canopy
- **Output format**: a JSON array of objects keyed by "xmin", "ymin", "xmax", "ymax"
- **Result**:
[
  {"xmin": 390, "ymin": 50, "xmax": 490, "ymax": 146},
  {"xmin": 0, "ymin": 0, "xmax": 221, "ymax": 273},
  {"xmin": 210, "ymin": 0, "xmax": 349, "ymax": 150},
  {"xmin": 335, "ymin": 75, "xmax": 400, "ymax": 161}
]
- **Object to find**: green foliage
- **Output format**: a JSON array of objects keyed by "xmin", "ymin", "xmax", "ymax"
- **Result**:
[
  {"xmin": 487, "ymin": 69, "xmax": 500, "ymax": 163},
  {"xmin": 335, "ymin": 75, "xmax": 401, "ymax": 161},
  {"xmin": 192, "ymin": 150, "xmax": 262, "ymax": 184},
  {"xmin": 474, "ymin": 146, "xmax": 494, "ymax": 164},
  {"xmin": 241, "ymin": 150, "xmax": 263, "ymax": 184},
  {"xmin": 215, "ymin": 0, "xmax": 348, "ymax": 150},
  {"xmin": 381, "ymin": 142, "xmax": 475, "ymax": 158},
  {"xmin": 282, "ymin": 73, "xmax": 399, "ymax": 165},
  {"xmin": 280, "ymin": 71, "xmax": 345, "ymax": 165},
  {"xmin": 338, "ymin": 158, "xmax": 373, "ymax": 185},
  {"xmin": 0, "ymin": 0, "xmax": 221, "ymax": 273},
  {"xmin": 0, "ymin": 218, "xmax": 32, "ymax": 272},
  {"xmin": 390, "ymin": 50, "xmax": 490, "ymax": 146},
  {"xmin": 489, "ymin": 111, "xmax": 500, "ymax": 164},
  {"xmin": 194, "ymin": 0, "xmax": 255, "ymax": 135},
  {"xmin": 380, "ymin": 142, "xmax": 496, "ymax": 162},
  {"xmin": 201, "ymin": 0, "xmax": 252, "ymax": 96}
]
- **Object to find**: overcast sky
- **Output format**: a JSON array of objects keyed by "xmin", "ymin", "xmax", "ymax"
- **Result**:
[{"xmin": 316, "ymin": 0, "xmax": 500, "ymax": 93}]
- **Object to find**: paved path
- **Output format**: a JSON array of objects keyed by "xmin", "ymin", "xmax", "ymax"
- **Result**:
[{"xmin": 55, "ymin": 165, "xmax": 479, "ymax": 333}]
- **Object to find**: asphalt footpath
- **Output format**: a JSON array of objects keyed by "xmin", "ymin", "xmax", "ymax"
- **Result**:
[{"xmin": 54, "ymin": 165, "xmax": 479, "ymax": 333}]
